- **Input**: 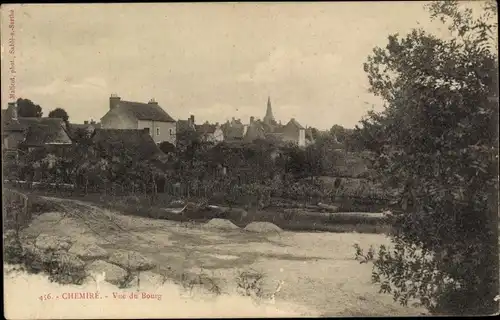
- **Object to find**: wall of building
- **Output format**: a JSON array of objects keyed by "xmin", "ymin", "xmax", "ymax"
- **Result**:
[
  {"xmin": 3, "ymin": 132, "xmax": 25, "ymax": 150},
  {"xmin": 101, "ymin": 111, "xmax": 137, "ymax": 130},
  {"xmin": 213, "ymin": 127, "xmax": 224, "ymax": 142},
  {"xmin": 281, "ymin": 123, "xmax": 306, "ymax": 148},
  {"xmin": 201, "ymin": 127, "xmax": 224, "ymax": 143},
  {"xmin": 137, "ymin": 120, "xmax": 176, "ymax": 145},
  {"xmin": 282, "ymin": 125, "xmax": 299, "ymax": 145},
  {"xmin": 244, "ymin": 124, "xmax": 265, "ymax": 142},
  {"xmin": 298, "ymin": 129, "xmax": 306, "ymax": 147}
]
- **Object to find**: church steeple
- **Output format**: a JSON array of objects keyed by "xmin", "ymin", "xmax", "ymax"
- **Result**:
[{"xmin": 264, "ymin": 96, "xmax": 275, "ymax": 124}]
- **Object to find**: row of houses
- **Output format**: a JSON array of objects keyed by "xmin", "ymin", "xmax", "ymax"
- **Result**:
[
  {"xmin": 1, "ymin": 95, "xmax": 314, "ymax": 159},
  {"xmin": 175, "ymin": 96, "xmax": 314, "ymax": 147},
  {"xmin": 1, "ymin": 101, "xmax": 166, "ymax": 163},
  {"xmin": 100, "ymin": 94, "xmax": 313, "ymax": 147}
]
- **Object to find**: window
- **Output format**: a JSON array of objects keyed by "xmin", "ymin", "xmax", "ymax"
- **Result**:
[
  {"xmin": 156, "ymin": 127, "xmax": 160, "ymax": 136},
  {"xmin": 169, "ymin": 129, "xmax": 173, "ymax": 135}
]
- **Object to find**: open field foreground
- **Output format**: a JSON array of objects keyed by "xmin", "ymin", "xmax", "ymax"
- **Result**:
[{"xmin": 4, "ymin": 196, "xmax": 425, "ymax": 317}]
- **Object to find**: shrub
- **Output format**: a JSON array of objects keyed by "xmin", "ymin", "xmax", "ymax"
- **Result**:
[
  {"xmin": 236, "ymin": 269, "xmax": 265, "ymax": 298},
  {"xmin": 353, "ymin": 1, "xmax": 498, "ymax": 315},
  {"xmin": 4, "ymin": 235, "xmax": 88, "ymax": 286}
]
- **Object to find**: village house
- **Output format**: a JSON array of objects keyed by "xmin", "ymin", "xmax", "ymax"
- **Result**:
[
  {"xmin": 281, "ymin": 118, "xmax": 306, "ymax": 147},
  {"xmin": 1, "ymin": 102, "xmax": 72, "ymax": 156},
  {"xmin": 221, "ymin": 117, "xmax": 247, "ymax": 142},
  {"xmin": 100, "ymin": 94, "xmax": 177, "ymax": 145},
  {"xmin": 195, "ymin": 122, "xmax": 224, "ymax": 143},
  {"xmin": 176, "ymin": 115, "xmax": 196, "ymax": 134},
  {"xmin": 176, "ymin": 115, "xmax": 224, "ymax": 144},
  {"xmin": 90, "ymin": 128, "xmax": 166, "ymax": 161},
  {"xmin": 244, "ymin": 117, "xmax": 266, "ymax": 142},
  {"xmin": 222, "ymin": 97, "xmax": 310, "ymax": 147},
  {"xmin": 81, "ymin": 119, "xmax": 101, "ymax": 129}
]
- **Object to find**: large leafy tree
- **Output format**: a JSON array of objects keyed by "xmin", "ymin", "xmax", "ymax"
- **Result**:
[
  {"xmin": 353, "ymin": 0, "xmax": 498, "ymax": 315},
  {"xmin": 48, "ymin": 108, "xmax": 69, "ymax": 122},
  {"xmin": 329, "ymin": 124, "xmax": 347, "ymax": 142},
  {"xmin": 16, "ymin": 98, "xmax": 42, "ymax": 118}
]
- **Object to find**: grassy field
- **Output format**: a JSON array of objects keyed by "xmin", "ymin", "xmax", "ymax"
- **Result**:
[{"xmin": 9, "ymin": 195, "xmax": 424, "ymax": 317}]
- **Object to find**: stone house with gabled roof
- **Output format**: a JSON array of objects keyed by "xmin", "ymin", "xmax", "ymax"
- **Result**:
[
  {"xmin": 91, "ymin": 128, "xmax": 166, "ymax": 161},
  {"xmin": 282, "ymin": 118, "xmax": 306, "ymax": 147},
  {"xmin": 221, "ymin": 117, "xmax": 246, "ymax": 142},
  {"xmin": 195, "ymin": 122, "xmax": 224, "ymax": 143},
  {"xmin": 100, "ymin": 94, "xmax": 177, "ymax": 145},
  {"xmin": 2, "ymin": 102, "xmax": 72, "ymax": 153},
  {"xmin": 244, "ymin": 118, "xmax": 266, "ymax": 142},
  {"xmin": 20, "ymin": 118, "xmax": 73, "ymax": 148}
]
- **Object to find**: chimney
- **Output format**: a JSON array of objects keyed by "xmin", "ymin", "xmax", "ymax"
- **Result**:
[
  {"xmin": 110, "ymin": 94, "xmax": 121, "ymax": 110},
  {"xmin": 84, "ymin": 120, "xmax": 89, "ymax": 125},
  {"xmin": 250, "ymin": 116, "xmax": 255, "ymax": 124},
  {"xmin": 189, "ymin": 115, "xmax": 195, "ymax": 126},
  {"xmin": 148, "ymin": 98, "xmax": 158, "ymax": 105},
  {"xmin": 7, "ymin": 102, "xmax": 17, "ymax": 120},
  {"xmin": 90, "ymin": 119, "xmax": 96, "ymax": 124}
]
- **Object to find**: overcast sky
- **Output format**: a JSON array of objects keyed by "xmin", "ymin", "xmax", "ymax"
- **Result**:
[{"xmin": 1, "ymin": 2, "xmax": 489, "ymax": 129}]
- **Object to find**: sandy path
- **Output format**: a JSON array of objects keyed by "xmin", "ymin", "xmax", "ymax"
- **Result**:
[{"xmin": 17, "ymin": 196, "xmax": 425, "ymax": 316}]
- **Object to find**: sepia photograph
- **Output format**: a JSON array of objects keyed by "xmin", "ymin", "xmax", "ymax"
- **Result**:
[{"xmin": 1, "ymin": 1, "xmax": 499, "ymax": 318}]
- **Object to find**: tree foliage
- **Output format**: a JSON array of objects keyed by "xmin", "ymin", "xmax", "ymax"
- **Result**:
[
  {"xmin": 353, "ymin": 0, "xmax": 498, "ymax": 315},
  {"xmin": 16, "ymin": 98, "xmax": 42, "ymax": 118},
  {"xmin": 158, "ymin": 141, "xmax": 176, "ymax": 155},
  {"xmin": 48, "ymin": 108, "xmax": 69, "ymax": 122},
  {"xmin": 329, "ymin": 124, "xmax": 347, "ymax": 142}
]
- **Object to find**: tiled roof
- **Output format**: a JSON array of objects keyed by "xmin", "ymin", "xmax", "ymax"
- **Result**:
[
  {"xmin": 18, "ymin": 117, "xmax": 64, "ymax": 127},
  {"xmin": 19, "ymin": 117, "xmax": 72, "ymax": 146},
  {"xmin": 66, "ymin": 123, "xmax": 97, "ymax": 140},
  {"xmin": 2, "ymin": 121, "xmax": 24, "ymax": 132},
  {"xmin": 111, "ymin": 101, "xmax": 176, "ymax": 122},
  {"xmin": 92, "ymin": 129, "xmax": 164, "ymax": 160},
  {"xmin": 286, "ymin": 118, "xmax": 305, "ymax": 130},
  {"xmin": 221, "ymin": 122, "xmax": 245, "ymax": 140},
  {"xmin": 177, "ymin": 120, "xmax": 195, "ymax": 132},
  {"xmin": 195, "ymin": 123, "xmax": 218, "ymax": 134},
  {"xmin": 244, "ymin": 122, "xmax": 265, "ymax": 141}
]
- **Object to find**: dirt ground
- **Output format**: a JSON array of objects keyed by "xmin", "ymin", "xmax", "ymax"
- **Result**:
[{"xmin": 16, "ymin": 196, "xmax": 425, "ymax": 317}]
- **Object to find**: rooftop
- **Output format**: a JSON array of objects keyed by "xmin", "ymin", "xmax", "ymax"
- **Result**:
[
  {"xmin": 106, "ymin": 100, "xmax": 176, "ymax": 122},
  {"xmin": 19, "ymin": 117, "xmax": 72, "ymax": 147},
  {"xmin": 92, "ymin": 128, "xmax": 164, "ymax": 160}
]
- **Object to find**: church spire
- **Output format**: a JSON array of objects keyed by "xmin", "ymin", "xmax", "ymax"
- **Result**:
[{"xmin": 264, "ymin": 96, "xmax": 275, "ymax": 124}]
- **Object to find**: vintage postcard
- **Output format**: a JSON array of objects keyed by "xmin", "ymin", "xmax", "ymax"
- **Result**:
[{"xmin": 2, "ymin": 1, "xmax": 499, "ymax": 319}]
